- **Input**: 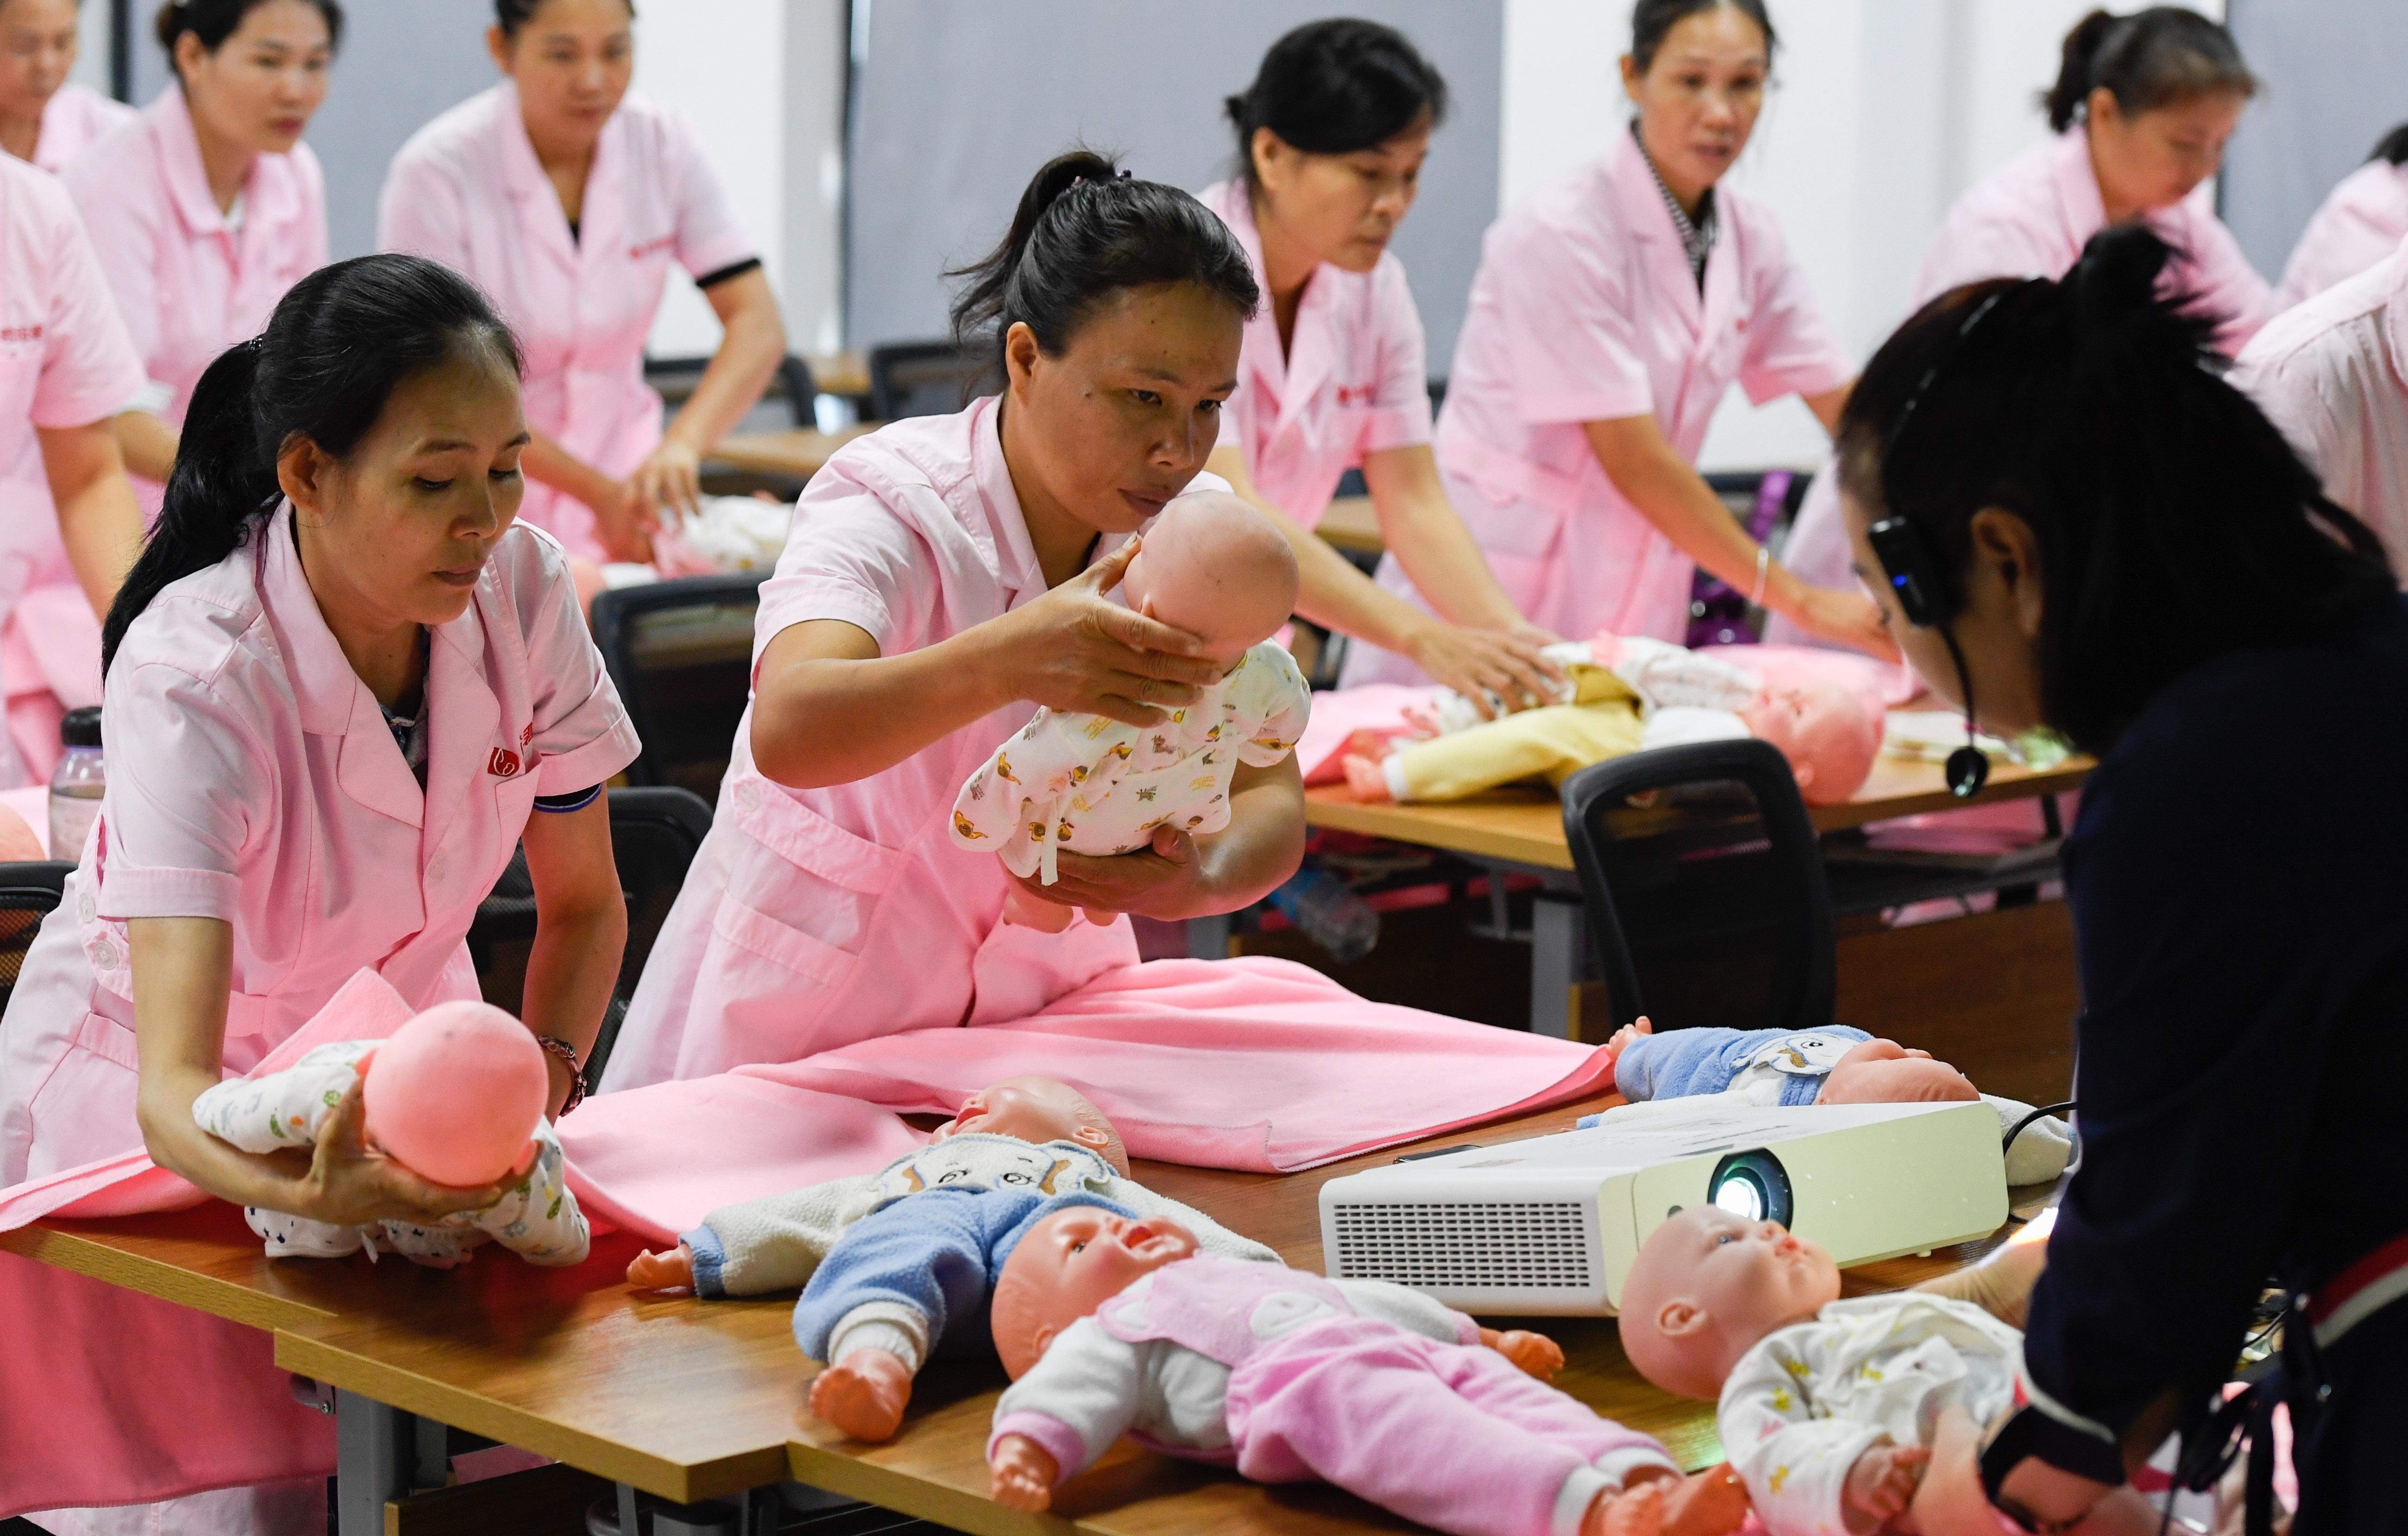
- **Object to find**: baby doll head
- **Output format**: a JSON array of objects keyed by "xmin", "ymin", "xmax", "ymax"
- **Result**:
[
  {"xmin": 990, "ymin": 1205, "xmax": 1201, "ymax": 1378},
  {"xmin": 359, "ymin": 1001, "xmax": 549, "ymax": 1188},
  {"xmin": 1120, "ymin": 490, "xmax": 1300, "ymax": 666},
  {"xmin": 1814, "ymin": 1038, "xmax": 1979, "ymax": 1106},
  {"xmin": 931, "ymin": 1075, "xmax": 1131, "ymax": 1175},
  {"xmin": 1739, "ymin": 680, "xmax": 1880, "ymax": 806},
  {"xmin": 0, "ymin": 801, "xmax": 43, "ymax": 862},
  {"xmin": 1617, "ymin": 1206, "xmax": 1842, "ymax": 1401}
]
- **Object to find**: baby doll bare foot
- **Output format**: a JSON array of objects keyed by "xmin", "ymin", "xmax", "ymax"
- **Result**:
[
  {"xmin": 1341, "ymin": 754, "xmax": 1393, "ymax": 801},
  {"xmin": 1002, "ymin": 887, "xmax": 1076, "ymax": 932},
  {"xmin": 988, "ymin": 1432, "xmax": 1061, "ymax": 1513},
  {"xmin": 1658, "ymin": 1464, "xmax": 1751, "ymax": 1536},
  {"xmin": 1585, "ymin": 1477, "xmax": 1667, "ymax": 1536},
  {"xmin": 810, "ymin": 1348, "xmax": 913, "ymax": 1441},
  {"xmin": 1480, "ymin": 1326, "xmax": 1565, "ymax": 1380},
  {"xmin": 625, "ymin": 1245, "xmax": 694, "ymax": 1291},
  {"xmin": 1843, "ymin": 1442, "xmax": 1930, "ymax": 1533},
  {"xmin": 1600, "ymin": 1015, "xmax": 1654, "ymax": 1072}
]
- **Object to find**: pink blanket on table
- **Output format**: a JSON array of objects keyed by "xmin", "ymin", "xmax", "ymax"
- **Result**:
[{"xmin": 753, "ymin": 957, "xmax": 1611, "ymax": 1172}]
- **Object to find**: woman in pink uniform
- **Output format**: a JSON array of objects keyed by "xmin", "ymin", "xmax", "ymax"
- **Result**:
[
  {"xmin": 2275, "ymin": 125, "xmax": 2408, "ymax": 312},
  {"xmin": 380, "ymin": 0, "xmax": 786, "ymax": 580},
  {"xmin": 1779, "ymin": 6, "xmax": 2267, "ymax": 612},
  {"xmin": 1348, "ymin": 0, "xmax": 1891, "ymax": 686},
  {"xmin": 0, "ymin": 255, "xmax": 638, "ymax": 1533},
  {"xmin": 1198, "ymin": 20, "xmax": 1557, "ymax": 709},
  {"xmin": 0, "ymin": 0, "xmax": 135, "ymax": 171},
  {"xmin": 64, "ymin": 0, "xmax": 334, "ymax": 511},
  {"xmin": 606, "ymin": 152, "xmax": 1301, "ymax": 1088}
]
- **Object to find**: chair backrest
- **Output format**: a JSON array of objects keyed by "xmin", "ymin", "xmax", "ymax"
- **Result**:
[
  {"xmin": 587, "ymin": 786, "xmax": 714, "ymax": 1085},
  {"xmin": 0, "ymin": 861, "xmax": 72, "ymax": 1017},
  {"xmin": 587, "ymin": 572, "xmax": 769, "ymax": 796},
  {"xmin": 866, "ymin": 340, "xmax": 999, "ymax": 420},
  {"xmin": 645, "ymin": 352, "xmax": 817, "ymax": 429},
  {"xmin": 1559, "ymin": 739, "xmax": 1836, "ymax": 1038}
]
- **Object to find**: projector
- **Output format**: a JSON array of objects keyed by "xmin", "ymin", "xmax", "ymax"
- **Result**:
[{"xmin": 1319, "ymin": 1098, "xmax": 2007, "ymax": 1315}]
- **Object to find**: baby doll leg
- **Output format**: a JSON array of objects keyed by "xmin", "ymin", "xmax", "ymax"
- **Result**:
[
  {"xmin": 1003, "ymin": 886, "xmax": 1077, "ymax": 932},
  {"xmin": 1386, "ymin": 703, "xmax": 1646, "ymax": 804},
  {"xmin": 1225, "ymin": 1316, "xmax": 1674, "ymax": 1536}
]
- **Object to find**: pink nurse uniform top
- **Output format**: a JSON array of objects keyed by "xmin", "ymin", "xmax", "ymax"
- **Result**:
[
  {"xmin": 0, "ymin": 513, "xmax": 638, "ymax": 1188},
  {"xmin": 0, "ymin": 154, "xmax": 145, "ymax": 789},
  {"xmin": 604, "ymin": 397, "xmax": 1230, "ymax": 1090},
  {"xmin": 61, "ymin": 83, "xmax": 325, "ymax": 512},
  {"xmin": 2235, "ymin": 235, "xmax": 2408, "ymax": 577},
  {"xmin": 31, "ymin": 82, "xmax": 137, "ymax": 175},
  {"xmin": 1343, "ymin": 128, "xmax": 1851, "ymax": 681},
  {"xmin": 378, "ymin": 81, "xmax": 760, "ymax": 564},
  {"xmin": 2274, "ymin": 158, "xmax": 2408, "ymax": 313},
  {"xmin": 1194, "ymin": 179, "xmax": 1433, "ymax": 529},
  {"xmin": 1772, "ymin": 126, "xmax": 2275, "ymax": 620}
]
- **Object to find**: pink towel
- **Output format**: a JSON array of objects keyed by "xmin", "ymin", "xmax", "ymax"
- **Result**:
[
  {"xmin": 752, "ymin": 957, "xmax": 1610, "ymax": 1172},
  {"xmin": 1292, "ymin": 684, "xmax": 1440, "ymax": 784}
]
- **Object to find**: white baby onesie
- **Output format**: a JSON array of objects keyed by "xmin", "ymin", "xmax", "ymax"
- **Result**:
[
  {"xmin": 950, "ymin": 642, "xmax": 1310, "ymax": 884},
  {"xmin": 192, "ymin": 1039, "xmax": 589, "ymax": 1269},
  {"xmin": 1719, "ymin": 1292, "xmax": 2021, "ymax": 1536}
]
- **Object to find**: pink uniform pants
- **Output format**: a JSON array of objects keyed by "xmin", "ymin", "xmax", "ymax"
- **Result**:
[{"xmin": 1223, "ymin": 1315, "xmax": 1665, "ymax": 1536}]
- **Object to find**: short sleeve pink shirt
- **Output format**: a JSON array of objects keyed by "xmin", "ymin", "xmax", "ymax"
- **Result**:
[
  {"xmin": 32, "ymin": 84, "xmax": 138, "ymax": 175},
  {"xmin": 1196, "ymin": 179, "xmax": 1432, "ymax": 528},
  {"xmin": 379, "ymin": 83, "xmax": 759, "ymax": 563},
  {"xmin": 2274, "ymin": 159, "xmax": 2408, "ymax": 314}
]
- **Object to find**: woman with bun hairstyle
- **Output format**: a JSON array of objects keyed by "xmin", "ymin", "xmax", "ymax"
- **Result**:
[
  {"xmin": 379, "ymin": 0, "xmax": 786, "ymax": 587},
  {"xmin": 63, "ymin": 0, "xmax": 336, "ymax": 514},
  {"xmin": 1832, "ymin": 229, "xmax": 2407, "ymax": 1536},
  {"xmin": 0, "ymin": 254, "xmax": 637, "ymax": 1533},
  {"xmin": 1778, "ymin": 6, "xmax": 2268, "ymax": 620},
  {"xmin": 1348, "ymin": 0, "xmax": 1894, "ymax": 683},
  {"xmin": 2272, "ymin": 122, "xmax": 2408, "ymax": 311},
  {"xmin": 0, "ymin": 0, "xmax": 136, "ymax": 172},
  {"xmin": 1199, "ymin": 18, "xmax": 1559, "ymax": 711}
]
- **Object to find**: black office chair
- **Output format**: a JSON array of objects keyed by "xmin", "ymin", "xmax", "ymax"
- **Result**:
[
  {"xmin": 866, "ymin": 340, "xmax": 999, "ymax": 420},
  {"xmin": 0, "ymin": 861, "xmax": 73, "ymax": 1015},
  {"xmin": 587, "ymin": 572, "xmax": 768, "ymax": 795},
  {"xmin": 643, "ymin": 352, "xmax": 818, "ymax": 429},
  {"xmin": 1559, "ymin": 739, "xmax": 1837, "ymax": 1037}
]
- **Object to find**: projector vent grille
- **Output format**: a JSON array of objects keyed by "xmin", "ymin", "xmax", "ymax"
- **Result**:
[{"xmin": 1329, "ymin": 1201, "xmax": 1594, "ymax": 1290}]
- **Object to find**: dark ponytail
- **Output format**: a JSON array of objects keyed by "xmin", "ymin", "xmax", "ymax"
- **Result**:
[
  {"xmin": 1225, "ymin": 19, "xmax": 1448, "ymax": 190},
  {"xmin": 156, "ymin": 0, "xmax": 343, "ymax": 69},
  {"xmin": 1630, "ymin": 0, "xmax": 1777, "ymax": 74},
  {"xmin": 2372, "ymin": 121, "xmax": 2408, "ymax": 167},
  {"xmin": 948, "ymin": 149, "xmax": 1260, "ymax": 377},
  {"xmin": 2043, "ymin": 7, "xmax": 2255, "ymax": 134},
  {"xmin": 104, "ymin": 254, "xmax": 522, "ymax": 673},
  {"xmin": 1835, "ymin": 225, "xmax": 2393, "ymax": 755}
]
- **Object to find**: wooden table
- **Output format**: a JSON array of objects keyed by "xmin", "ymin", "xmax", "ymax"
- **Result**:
[
  {"xmin": 5, "ymin": 1089, "xmax": 2031, "ymax": 1536},
  {"xmin": 805, "ymin": 351, "xmax": 871, "ymax": 403},
  {"xmin": 706, "ymin": 424, "xmax": 880, "ymax": 483},
  {"xmin": 1317, "ymin": 496, "xmax": 1382, "ymax": 558}
]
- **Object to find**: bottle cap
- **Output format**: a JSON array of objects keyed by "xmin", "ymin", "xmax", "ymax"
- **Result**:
[{"xmin": 60, "ymin": 707, "xmax": 101, "ymax": 749}]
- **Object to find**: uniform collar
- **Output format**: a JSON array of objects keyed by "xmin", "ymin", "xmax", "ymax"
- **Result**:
[
  {"xmin": 1205, "ymin": 178, "xmax": 1338, "ymax": 434},
  {"xmin": 493, "ymin": 78, "xmax": 622, "ymax": 270},
  {"xmin": 257, "ymin": 507, "xmax": 422, "ymax": 827},
  {"xmin": 972, "ymin": 394, "xmax": 1048, "ymax": 609},
  {"xmin": 2048, "ymin": 126, "xmax": 2110, "ymax": 248},
  {"xmin": 1604, "ymin": 129, "xmax": 1712, "ymax": 333},
  {"xmin": 147, "ymin": 81, "xmax": 299, "ymax": 242},
  {"xmin": 2388, "ymin": 232, "xmax": 2408, "ymax": 384}
]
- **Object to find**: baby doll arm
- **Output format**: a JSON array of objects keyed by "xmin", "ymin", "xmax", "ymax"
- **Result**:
[
  {"xmin": 471, "ymin": 1119, "xmax": 590, "ymax": 1266},
  {"xmin": 988, "ymin": 1314, "xmax": 1148, "ymax": 1491},
  {"xmin": 191, "ymin": 1040, "xmax": 375, "ymax": 1153},
  {"xmin": 679, "ymin": 1174, "xmax": 879, "ymax": 1296},
  {"xmin": 1603, "ymin": 636, "xmax": 1762, "ymax": 712},
  {"xmin": 1233, "ymin": 647, "xmax": 1313, "ymax": 768},
  {"xmin": 1720, "ymin": 1333, "xmax": 1890, "ymax": 1536}
]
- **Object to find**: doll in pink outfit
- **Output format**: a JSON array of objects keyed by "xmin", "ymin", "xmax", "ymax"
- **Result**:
[
  {"xmin": 1341, "ymin": 633, "xmax": 1880, "ymax": 808},
  {"xmin": 985, "ymin": 1205, "xmax": 1751, "ymax": 1536}
]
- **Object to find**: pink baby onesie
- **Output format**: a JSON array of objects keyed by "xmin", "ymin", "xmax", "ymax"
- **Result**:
[{"xmin": 991, "ymin": 1253, "xmax": 1674, "ymax": 1536}]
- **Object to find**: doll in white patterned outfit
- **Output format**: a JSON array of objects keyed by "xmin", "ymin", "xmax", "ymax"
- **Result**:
[
  {"xmin": 950, "ymin": 491, "xmax": 1310, "ymax": 931},
  {"xmin": 191, "ymin": 1001, "xmax": 588, "ymax": 1268}
]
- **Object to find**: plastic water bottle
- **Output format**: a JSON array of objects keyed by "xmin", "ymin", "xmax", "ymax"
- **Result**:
[
  {"xmin": 48, "ymin": 707, "xmax": 104, "ymax": 862},
  {"xmin": 1268, "ymin": 866, "xmax": 1379, "ymax": 964}
]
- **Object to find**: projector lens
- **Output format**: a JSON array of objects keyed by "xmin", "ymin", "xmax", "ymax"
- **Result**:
[{"xmin": 1708, "ymin": 1149, "xmax": 1794, "ymax": 1229}]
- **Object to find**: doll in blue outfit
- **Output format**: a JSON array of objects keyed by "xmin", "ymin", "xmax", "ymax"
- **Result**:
[{"xmin": 1578, "ymin": 1019, "xmax": 2073, "ymax": 1185}]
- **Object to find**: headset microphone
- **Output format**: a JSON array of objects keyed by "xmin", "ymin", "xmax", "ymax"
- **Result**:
[{"xmin": 1867, "ymin": 515, "xmax": 1987, "ymax": 799}]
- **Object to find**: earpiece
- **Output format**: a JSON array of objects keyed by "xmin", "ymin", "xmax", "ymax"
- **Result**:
[{"xmin": 1868, "ymin": 516, "xmax": 1988, "ymax": 799}]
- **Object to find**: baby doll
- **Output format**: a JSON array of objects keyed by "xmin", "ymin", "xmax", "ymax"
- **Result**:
[
  {"xmin": 1616, "ymin": 1208, "xmax": 2152, "ymax": 1536},
  {"xmin": 950, "ymin": 490, "xmax": 1310, "ymax": 931},
  {"xmin": 1340, "ymin": 635, "xmax": 1879, "ymax": 808},
  {"xmin": 191, "ymin": 1000, "xmax": 587, "ymax": 1268},
  {"xmin": 1583, "ymin": 1019, "xmax": 2074, "ymax": 1186},
  {"xmin": 985, "ymin": 1205, "xmax": 1752, "ymax": 1536},
  {"xmin": 625, "ymin": 1075, "xmax": 1276, "ymax": 1443}
]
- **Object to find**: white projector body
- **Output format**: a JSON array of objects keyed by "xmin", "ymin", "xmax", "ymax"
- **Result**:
[{"xmin": 1318, "ymin": 1098, "xmax": 2007, "ymax": 1315}]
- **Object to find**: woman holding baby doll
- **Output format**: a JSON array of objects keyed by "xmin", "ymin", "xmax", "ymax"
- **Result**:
[
  {"xmin": 0, "ymin": 254, "xmax": 638, "ymax": 1533},
  {"xmin": 1826, "ymin": 227, "xmax": 2408, "ymax": 1535},
  {"xmin": 602, "ymin": 151, "xmax": 1313, "ymax": 1090},
  {"xmin": 1199, "ymin": 18, "xmax": 1561, "ymax": 711}
]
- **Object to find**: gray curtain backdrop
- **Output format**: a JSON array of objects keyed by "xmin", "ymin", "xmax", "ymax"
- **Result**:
[
  {"xmin": 131, "ymin": 0, "xmax": 499, "ymax": 262},
  {"xmin": 2222, "ymin": 0, "xmax": 2408, "ymax": 282},
  {"xmin": 846, "ymin": 0, "xmax": 1503, "ymax": 368}
]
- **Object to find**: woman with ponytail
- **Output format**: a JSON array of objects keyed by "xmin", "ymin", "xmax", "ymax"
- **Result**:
[
  {"xmin": 0, "ymin": 254, "xmax": 638, "ymax": 1532},
  {"xmin": 62, "ymin": 0, "xmax": 339, "ymax": 513},
  {"xmin": 1832, "ymin": 228, "xmax": 2406, "ymax": 1536},
  {"xmin": 2271, "ymin": 121, "xmax": 2408, "ymax": 310},
  {"xmin": 1776, "ymin": 6, "xmax": 2269, "ymax": 630}
]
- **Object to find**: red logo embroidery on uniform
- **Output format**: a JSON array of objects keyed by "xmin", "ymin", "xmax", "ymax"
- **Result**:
[
  {"xmin": 520, "ymin": 723, "xmax": 534, "ymax": 747},
  {"xmin": 488, "ymin": 748, "xmax": 521, "ymax": 779},
  {"xmin": 628, "ymin": 235, "xmax": 676, "ymax": 260},
  {"xmin": 0, "ymin": 324, "xmax": 41, "ymax": 344}
]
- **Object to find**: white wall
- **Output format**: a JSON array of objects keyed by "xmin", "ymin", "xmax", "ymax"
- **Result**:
[
  {"xmin": 70, "ymin": 0, "xmax": 107, "ymax": 93},
  {"xmin": 1501, "ymin": 0, "xmax": 2222, "ymax": 472}
]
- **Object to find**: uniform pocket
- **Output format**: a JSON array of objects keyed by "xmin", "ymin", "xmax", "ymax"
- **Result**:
[
  {"xmin": 681, "ymin": 890, "xmax": 864, "ymax": 1071},
  {"xmin": 24, "ymin": 1011, "xmax": 144, "ymax": 1179},
  {"xmin": 725, "ymin": 775, "xmax": 907, "ymax": 896}
]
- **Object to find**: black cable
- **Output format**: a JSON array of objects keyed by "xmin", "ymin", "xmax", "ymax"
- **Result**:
[{"xmin": 2005, "ymin": 1099, "xmax": 2076, "ymax": 1158}]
